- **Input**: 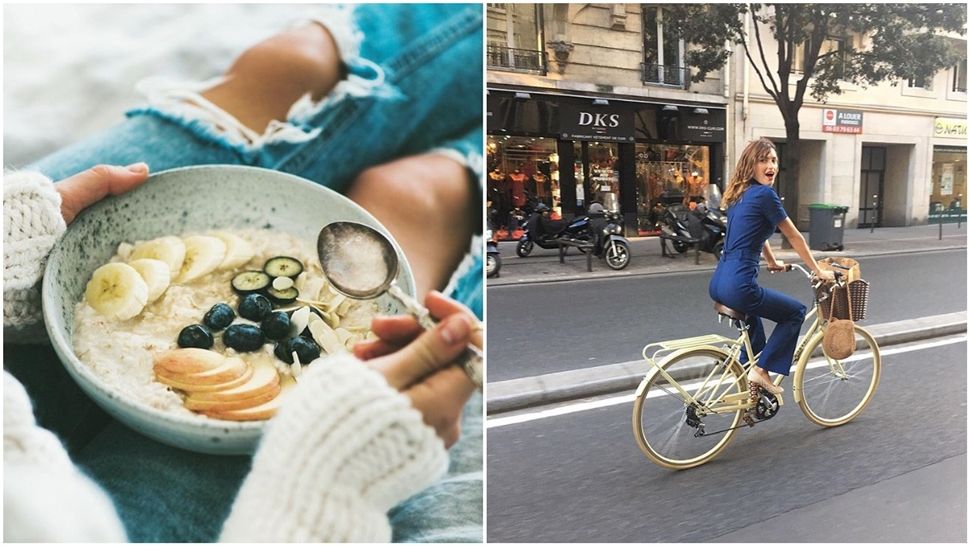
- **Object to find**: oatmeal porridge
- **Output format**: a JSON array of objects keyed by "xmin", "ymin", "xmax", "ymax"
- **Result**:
[{"xmin": 72, "ymin": 228, "xmax": 377, "ymax": 420}]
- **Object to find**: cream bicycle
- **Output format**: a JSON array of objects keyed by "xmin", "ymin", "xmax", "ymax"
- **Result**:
[{"xmin": 632, "ymin": 264, "xmax": 880, "ymax": 470}]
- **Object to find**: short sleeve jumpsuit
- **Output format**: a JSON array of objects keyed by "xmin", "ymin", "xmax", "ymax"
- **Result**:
[{"xmin": 708, "ymin": 181, "xmax": 807, "ymax": 375}]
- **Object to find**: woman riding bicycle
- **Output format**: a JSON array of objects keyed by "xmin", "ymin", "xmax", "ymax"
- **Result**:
[{"xmin": 709, "ymin": 138, "xmax": 836, "ymax": 394}]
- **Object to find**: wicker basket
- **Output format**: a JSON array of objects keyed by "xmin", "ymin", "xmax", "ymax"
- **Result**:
[{"xmin": 816, "ymin": 279, "xmax": 870, "ymax": 321}]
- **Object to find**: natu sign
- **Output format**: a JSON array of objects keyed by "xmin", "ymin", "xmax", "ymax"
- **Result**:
[{"xmin": 559, "ymin": 103, "xmax": 634, "ymax": 143}]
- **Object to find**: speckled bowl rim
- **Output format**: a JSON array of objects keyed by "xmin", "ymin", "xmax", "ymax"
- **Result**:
[{"xmin": 42, "ymin": 165, "xmax": 416, "ymax": 442}]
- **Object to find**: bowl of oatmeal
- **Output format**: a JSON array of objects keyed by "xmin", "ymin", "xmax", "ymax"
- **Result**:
[{"xmin": 42, "ymin": 165, "xmax": 416, "ymax": 455}]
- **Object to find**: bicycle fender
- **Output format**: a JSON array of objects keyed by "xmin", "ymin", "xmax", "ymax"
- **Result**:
[{"xmin": 636, "ymin": 345, "xmax": 732, "ymax": 399}]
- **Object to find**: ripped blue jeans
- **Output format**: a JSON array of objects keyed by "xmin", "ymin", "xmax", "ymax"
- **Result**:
[{"xmin": 19, "ymin": 4, "xmax": 483, "ymax": 542}]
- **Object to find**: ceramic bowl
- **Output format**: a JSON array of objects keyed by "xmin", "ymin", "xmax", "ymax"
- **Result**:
[{"xmin": 42, "ymin": 165, "xmax": 415, "ymax": 455}]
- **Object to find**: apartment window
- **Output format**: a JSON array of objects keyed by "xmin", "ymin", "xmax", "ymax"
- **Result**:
[
  {"xmin": 794, "ymin": 36, "xmax": 846, "ymax": 79},
  {"xmin": 641, "ymin": 6, "xmax": 686, "ymax": 87},
  {"xmin": 487, "ymin": 4, "xmax": 545, "ymax": 74},
  {"xmin": 954, "ymin": 58, "xmax": 967, "ymax": 93},
  {"xmin": 908, "ymin": 73, "xmax": 934, "ymax": 90}
]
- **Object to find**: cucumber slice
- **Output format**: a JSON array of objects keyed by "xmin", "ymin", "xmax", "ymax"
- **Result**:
[
  {"xmin": 266, "ymin": 286, "xmax": 299, "ymax": 304},
  {"xmin": 264, "ymin": 256, "xmax": 303, "ymax": 278},
  {"xmin": 231, "ymin": 270, "xmax": 271, "ymax": 295}
]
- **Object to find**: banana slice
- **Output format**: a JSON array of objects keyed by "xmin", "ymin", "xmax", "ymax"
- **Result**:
[
  {"xmin": 178, "ymin": 235, "xmax": 227, "ymax": 283},
  {"xmin": 128, "ymin": 258, "xmax": 171, "ymax": 303},
  {"xmin": 211, "ymin": 231, "xmax": 256, "ymax": 270},
  {"xmin": 129, "ymin": 236, "xmax": 186, "ymax": 277},
  {"xmin": 85, "ymin": 262, "xmax": 149, "ymax": 320}
]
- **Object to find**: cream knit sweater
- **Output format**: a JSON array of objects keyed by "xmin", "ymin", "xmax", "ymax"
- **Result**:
[{"xmin": 2, "ymin": 171, "xmax": 449, "ymax": 542}]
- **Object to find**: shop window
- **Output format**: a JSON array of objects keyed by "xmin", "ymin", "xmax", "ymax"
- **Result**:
[
  {"xmin": 486, "ymin": 135, "xmax": 560, "ymax": 239},
  {"xmin": 634, "ymin": 144, "xmax": 711, "ymax": 235},
  {"xmin": 641, "ymin": 6, "xmax": 686, "ymax": 87},
  {"xmin": 588, "ymin": 143, "xmax": 621, "ymax": 213},
  {"xmin": 930, "ymin": 146, "xmax": 967, "ymax": 223},
  {"xmin": 953, "ymin": 58, "xmax": 967, "ymax": 93},
  {"xmin": 487, "ymin": 4, "xmax": 546, "ymax": 75}
]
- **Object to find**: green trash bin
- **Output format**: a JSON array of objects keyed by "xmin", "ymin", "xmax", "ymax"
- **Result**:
[{"xmin": 807, "ymin": 204, "xmax": 849, "ymax": 251}]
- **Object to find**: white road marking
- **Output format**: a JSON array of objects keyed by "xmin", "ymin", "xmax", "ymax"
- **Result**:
[{"xmin": 486, "ymin": 335, "xmax": 966, "ymax": 429}]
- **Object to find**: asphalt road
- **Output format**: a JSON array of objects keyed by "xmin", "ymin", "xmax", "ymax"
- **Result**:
[
  {"xmin": 487, "ymin": 249, "xmax": 967, "ymax": 382},
  {"xmin": 486, "ymin": 339, "xmax": 967, "ymax": 542}
]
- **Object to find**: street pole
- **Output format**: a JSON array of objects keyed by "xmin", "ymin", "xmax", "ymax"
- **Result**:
[
  {"xmin": 871, "ymin": 194, "xmax": 877, "ymax": 234},
  {"xmin": 937, "ymin": 203, "xmax": 943, "ymax": 241}
]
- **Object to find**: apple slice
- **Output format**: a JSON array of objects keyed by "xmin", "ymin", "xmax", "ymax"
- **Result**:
[
  {"xmin": 154, "ymin": 348, "xmax": 225, "ymax": 374},
  {"xmin": 155, "ymin": 363, "xmax": 254, "ymax": 393},
  {"xmin": 185, "ymin": 364, "xmax": 279, "ymax": 402},
  {"xmin": 155, "ymin": 357, "xmax": 248, "ymax": 386},
  {"xmin": 184, "ymin": 383, "xmax": 281, "ymax": 412},
  {"xmin": 204, "ymin": 375, "xmax": 295, "ymax": 421}
]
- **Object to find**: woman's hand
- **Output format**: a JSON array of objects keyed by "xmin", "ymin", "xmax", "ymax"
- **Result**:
[
  {"xmin": 353, "ymin": 291, "xmax": 481, "ymax": 448},
  {"xmin": 55, "ymin": 163, "xmax": 150, "ymax": 224},
  {"xmin": 766, "ymin": 259, "xmax": 786, "ymax": 273},
  {"xmin": 815, "ymin": 268, "xmax": 837, "ymax": 282}
]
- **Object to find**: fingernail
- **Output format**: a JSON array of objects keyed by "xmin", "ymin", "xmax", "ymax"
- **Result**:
[
  {"xmin": 126, "ymin": 162, "xmax": 148, "ymax": 174},
  {"xmin": 440, "ymin": 314, "xmax": 470, "ymax": 345}
]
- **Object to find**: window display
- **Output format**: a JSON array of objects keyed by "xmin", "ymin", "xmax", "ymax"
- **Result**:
[
  {"xmin": 487, "ymin": 135, "xmax": 560, "ymax": 238},
  {"xmin": 635, "ymin": 143, "xmax": 711, "ymax": 234},
  {"xmin": 930, "ymin": 146, "xmax": 967, "ymax": 221}
]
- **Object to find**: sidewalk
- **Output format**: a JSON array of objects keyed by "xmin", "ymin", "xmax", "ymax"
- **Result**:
[{"xmin": 488, "ymin": 223, "xmax": 967, "ymax": 287}]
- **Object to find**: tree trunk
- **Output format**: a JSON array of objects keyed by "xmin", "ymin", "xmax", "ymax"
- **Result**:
[{"xmin": 780, "ymin": 115, "xmax": 801, "ymax": 249}]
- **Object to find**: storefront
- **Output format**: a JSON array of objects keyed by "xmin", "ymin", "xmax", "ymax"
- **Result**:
[
  {"xmin": 930, "ymin": 117, "xmax": 967, "ymax": 223},
  {"xmin": 487, "ymin": 88, "xmax": 726, "ymax": 238}
]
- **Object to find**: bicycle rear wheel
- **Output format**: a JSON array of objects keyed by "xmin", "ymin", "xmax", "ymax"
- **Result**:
[
  {"xmin": 632, "ymin": 348, "xmax": 746, "ymax": 470},
  {"xmin": 795, "ymin": 325, "xmax": 881, "ymax": 427}
]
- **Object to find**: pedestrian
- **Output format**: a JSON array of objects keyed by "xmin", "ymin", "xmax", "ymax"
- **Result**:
[
  {"xmin": 4, "ymin": 4, "xmax": 483, "ymax": 542},
  {"xmin": 708, "ymin": 138, "xmax": 836, "ymax": 393}
]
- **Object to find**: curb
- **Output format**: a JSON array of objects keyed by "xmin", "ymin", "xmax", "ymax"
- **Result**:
[
  {"xmin": 487, "ymin": 244, "xmax": 967, "ymax": 288},
  {"xmin": 486, "ymin": 311, "xmax": 967, "ymax": 414}
]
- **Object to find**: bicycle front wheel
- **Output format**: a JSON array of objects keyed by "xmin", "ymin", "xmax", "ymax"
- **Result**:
[
  {"xmin": 632, "ymin": 348, "xmax": 746, "ymax": 470},
  {"xmin": 795, "ymin": 325, "xmax": 881, "ymax": 427}
]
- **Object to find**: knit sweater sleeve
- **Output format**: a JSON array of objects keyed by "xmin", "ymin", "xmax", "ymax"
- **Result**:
[
  {"xmin": 3, "ymin": 171, "xmax": 67, "ymax": 342},
  {"xmin": 220, "ymin": 353, "xmax": 449, "ymax": 542}
]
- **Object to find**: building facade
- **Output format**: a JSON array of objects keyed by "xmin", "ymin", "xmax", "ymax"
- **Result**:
[
  {"xmin": 487, "ymin": 4, "xmax": 968, "ymax": 237},
  {"xmin": 730, "ymin": 13, "xmax": 967, "ymax": 229},
  {"xmin": 486, "ymin": 4, "xmax": 730, "ymax": 238}
]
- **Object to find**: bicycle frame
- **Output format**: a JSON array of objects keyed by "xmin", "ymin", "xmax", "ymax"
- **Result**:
[{"xmin": 639, "ymin": 264, "xmax": 839, "ymax": 413}]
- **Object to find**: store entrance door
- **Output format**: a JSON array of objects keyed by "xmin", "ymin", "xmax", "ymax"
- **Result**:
[
  {"xmin": 859, "ymin": 146, "xmax": 885, "ymax": 228},
  {"xmin": 574, "ymin": 141, "xmax": 620, "ymax": 214}
]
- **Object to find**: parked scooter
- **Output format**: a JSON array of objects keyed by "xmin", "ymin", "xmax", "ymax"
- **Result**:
[
  {"xmin": 515, "ymin": 204, "xmax": 586, "ymax": 257},
  {"xmin": 658, "ymin": 185, "xmax": 727, "ymax": 259},
  {"xmin": 586, "ymin": 203, "xmax": 631, "ymax": 270},
  {"xmin": 486, "ymin": 218, "xmax": 501, "ymax": 278}
]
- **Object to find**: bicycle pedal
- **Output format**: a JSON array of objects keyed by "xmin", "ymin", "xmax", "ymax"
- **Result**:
[{"xmin": 742, "ymin": 411, "xmax": 756, "ymax": 427}]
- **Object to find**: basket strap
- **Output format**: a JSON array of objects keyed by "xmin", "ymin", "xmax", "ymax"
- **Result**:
[{"xmin": 845, "ymin": 281, "xmax": 854, "ymax": 322}]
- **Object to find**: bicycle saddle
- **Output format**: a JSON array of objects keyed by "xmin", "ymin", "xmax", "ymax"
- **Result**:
[{"xmin": 714, "ymin": 302, "xmax": 747, "ymax": 322}]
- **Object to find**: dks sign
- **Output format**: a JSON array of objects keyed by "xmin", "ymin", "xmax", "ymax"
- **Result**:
[{"xmin": 559, "ymin": 103, "xmax": 634, "ymax": 142}]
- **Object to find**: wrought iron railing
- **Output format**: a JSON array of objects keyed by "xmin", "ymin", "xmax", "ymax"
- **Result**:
[
  {"xmin": 641, "ymin": 63, "xmax": 689, "ymax": 87},
  {"xmin": 487, "ymin": 44, "xmax": 547, "ymax": 75}
]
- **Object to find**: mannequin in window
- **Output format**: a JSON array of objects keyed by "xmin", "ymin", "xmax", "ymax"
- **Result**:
[
  {"xmin": 487, "ymin": 166, "xmax": 511, "ymax": 232},
  {"xmin": 509, "ymin": 167, "xmax": 527, "ymax": 209}
]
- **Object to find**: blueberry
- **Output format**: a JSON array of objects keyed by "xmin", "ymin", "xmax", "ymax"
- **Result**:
[
  {"xmin": 289, "ymin": 336, "xmax": 321, "ymax": 364},
  {"xmin": 223, "ymin": 324, "xmax": 265, "ymax": 352},
  {"xmin": 203, "ymin": 303, "xmax": 235, "ymax": 331},
  {"xmin": 238, "ymin": 293, "xmax": 272, "ymax": 321},
  {"xmin": 261, "ymin": 311, "xmax": 291, "ymax": 340},
  {"xmin": 274, "ymin": 338, "xmax": 294, "ymax": 364},
  {"xmin": 178, "ymin": 324, "xmax": 213, "ymax": 349}
]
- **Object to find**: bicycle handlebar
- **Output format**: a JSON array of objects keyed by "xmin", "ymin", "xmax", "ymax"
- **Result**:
[{"xmin": 768, "ymin": 262, "xmax": 845, "ymax": 289}]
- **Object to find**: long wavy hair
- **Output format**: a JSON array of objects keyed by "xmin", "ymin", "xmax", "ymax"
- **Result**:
[{"xmin": 722, "ymin": 138, "xmax": 777, "ymax": 207}]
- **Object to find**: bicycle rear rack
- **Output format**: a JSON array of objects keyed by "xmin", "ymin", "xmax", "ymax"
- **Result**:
[{"xmin": 641, "ymin": 334, "xmax": 738, "ymax": 371}]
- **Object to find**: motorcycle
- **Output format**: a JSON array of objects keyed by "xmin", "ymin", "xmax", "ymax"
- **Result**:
[
  {"xmin": 517, "ymin": 203, "xmax": 631, "ymax": 270},
  {"xmin": 515, "ymin": 204, "xmax": 587, "ymax": 257},
  {"xmin": 658, "ymin": 185, "xmax": 726, "ymax": 259},
  {"xmin": 586, "ymin": 204, "xmax": 631, "ymax": 270},
  {"xmin": 486, "ymin": 219, "xmax": 501, "ymax": 278}
]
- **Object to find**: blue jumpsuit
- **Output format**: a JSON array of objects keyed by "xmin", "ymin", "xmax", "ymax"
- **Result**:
[{"xmin": 708, "ymin": 182, "xmax": 806, "ymax": 375}]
